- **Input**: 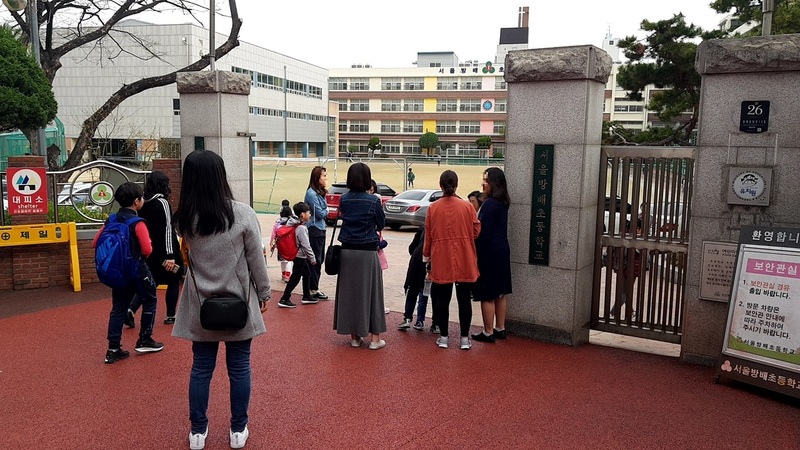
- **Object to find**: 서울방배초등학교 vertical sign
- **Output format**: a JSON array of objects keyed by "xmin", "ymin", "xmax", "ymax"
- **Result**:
[
  {"xmin": 529, "ymin": 144, "xmax": 553, "ymax": 266},
  {"xmin": 718, "ymin": 226, "xmax": 800, "ymax": 399}
]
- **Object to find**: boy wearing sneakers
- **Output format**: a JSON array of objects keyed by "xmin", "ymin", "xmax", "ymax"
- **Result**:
[
  {"xmin": 278, "ymin": 202, "xmax": 318, "ymax": 308},
  {"xmin": 93, "ymin": 182, "xmax": 165, "ymax": 363}
]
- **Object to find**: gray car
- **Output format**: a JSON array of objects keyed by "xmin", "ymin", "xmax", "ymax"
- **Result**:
[{"xmin": 384, "ymin": 189, "xmax": 443, "ymax": 230}]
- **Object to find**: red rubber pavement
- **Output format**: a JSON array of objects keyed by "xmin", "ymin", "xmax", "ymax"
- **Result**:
[{"xmin": 0, "ymin": 285, "xmax": 798, "ymax": 449}]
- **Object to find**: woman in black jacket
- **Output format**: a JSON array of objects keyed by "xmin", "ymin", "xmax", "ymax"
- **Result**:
[{"xmin": 127, "ymin": 171, "xmax": 184, "ymax": 325}]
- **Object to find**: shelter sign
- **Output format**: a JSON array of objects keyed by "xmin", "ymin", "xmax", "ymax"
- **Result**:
[
  {"xmin": 717, "ymin": 226, "xmax": 800, "ymax": 399},
  {"xmin": 7, "ymin": 168, "xmax": 47, "ymax": 215}
]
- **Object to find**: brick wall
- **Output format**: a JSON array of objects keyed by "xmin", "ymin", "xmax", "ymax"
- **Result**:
[{"xmin": 152, "ymin": 159, "xmax": 182, "ymax": 212}]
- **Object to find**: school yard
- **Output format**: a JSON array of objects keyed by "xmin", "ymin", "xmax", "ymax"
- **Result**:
[{"xmin": 252, "ymin": 158, "xmax": 499, "ymax": 213}]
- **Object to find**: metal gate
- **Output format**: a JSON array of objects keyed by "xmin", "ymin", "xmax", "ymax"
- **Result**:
[{"xmin": 591, "ymin": 146, "xmax": 695, "ymax": 343}]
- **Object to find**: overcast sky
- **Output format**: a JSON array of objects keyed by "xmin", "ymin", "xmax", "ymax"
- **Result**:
[{"xmin": 155, "ymin": 0, "xmax": 727, "ymax": 69}]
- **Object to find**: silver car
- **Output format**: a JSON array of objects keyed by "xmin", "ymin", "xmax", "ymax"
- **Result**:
[{"xmin": 384, "ymin": 189, "xmax": 443, "ymax": 230}]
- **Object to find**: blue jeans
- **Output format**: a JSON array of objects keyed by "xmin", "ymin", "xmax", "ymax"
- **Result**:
[
  {"xmin": 107, "ymin": 265, "xmax": 157, "ymax": 349},
  {"xmin": 416, "ymin": 291, "xmax": 428, "ymax": 323},
  {"xmin": 189, "ymin": 339, "xmax": 252, "ymax": 434},
  {"xmin": 130, "ymin": 280, "xmax": 181, "ymax": 317},
  {"xmin": 403, "ymin": 288, "xmax": 429, "ymax": 323}
]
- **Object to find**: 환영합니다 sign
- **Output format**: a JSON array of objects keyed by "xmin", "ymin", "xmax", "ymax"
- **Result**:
[{"xmin": 717, "ymin": 225, "xmax": 800, "ymax": 399}]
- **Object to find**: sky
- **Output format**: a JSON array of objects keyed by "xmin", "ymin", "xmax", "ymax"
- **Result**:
[{"xmin": 151, "ymin": 0, "xmax": 728, "ymax": 69}]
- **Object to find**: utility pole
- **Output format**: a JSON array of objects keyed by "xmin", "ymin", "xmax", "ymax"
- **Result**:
[
  {"xmin": 26, "ymin": 1, "xmax": 47, "ymax": 156},
  {"xmin": 762, "ymin": 0, "xmax": 774, "ymax": 36}
]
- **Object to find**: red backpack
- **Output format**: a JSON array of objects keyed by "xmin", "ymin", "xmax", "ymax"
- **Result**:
[{"xmin": 275, "ymin": 224, "xmax": 299, "ymax": 261}]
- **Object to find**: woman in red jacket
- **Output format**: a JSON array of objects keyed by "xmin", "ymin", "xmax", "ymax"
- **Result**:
[{"xmin": 423, "ymin": 170, "xmax": 481, "ymax": 350}]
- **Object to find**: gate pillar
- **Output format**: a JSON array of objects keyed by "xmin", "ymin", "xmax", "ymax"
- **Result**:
[
  {"xmin": 176, "ymin": 71, "xmax": 252, "ymax": 204},
  {"xmin": 504, "ymin": 46, "xmax": 612, "ymax": 345},
  {"xmin": 684, "ymin": 35, "xmax": 800, "ymax": 365}
]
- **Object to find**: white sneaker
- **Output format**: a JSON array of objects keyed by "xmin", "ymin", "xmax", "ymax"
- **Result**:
[
  {"xmin": 189, "ymin": 427, "xmax": 208, "ymax": 450},
  {"xmin": 230, "ymin": 426, "xmax": 249, "ymax": 449},
  {"xmin": 436, "ymin": 336, "xmax": 448, "ymax": 348},
  {"xmin": 369, "ymin": 339, "xmax": 386, "ymax": 350},
  {"xmin": 350, "ymin": 337, "xmax": 362, "ymax": 348},
  {"xmin": 397, "ymin": 318, "xmax": 412, "ymax": 330},
  {"xmin": 460, "ymin": 336, "xmax": 472, "ymax": 350}
]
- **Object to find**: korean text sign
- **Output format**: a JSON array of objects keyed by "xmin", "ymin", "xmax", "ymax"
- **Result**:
[
  {"xmin": 718, "ymin": 226, "xmax": 800, "ymax": 399},
  {"xmin": 7, "ymin": 168, "xmax": 48, "ymax": 215}
]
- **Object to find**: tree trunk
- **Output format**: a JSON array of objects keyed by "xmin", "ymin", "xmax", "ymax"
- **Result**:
[{"xmin": 61, "ymin": 1, "xmax": 242, "ymax": 171}]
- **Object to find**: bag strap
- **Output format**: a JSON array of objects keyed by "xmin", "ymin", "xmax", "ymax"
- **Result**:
[
  {"xmin": 183, "ymin": 237, "xmax": 251, "ymax": 306},
  {"xmin": 328, "ymin": 218, "xmax": 338, "ymax": 247}
]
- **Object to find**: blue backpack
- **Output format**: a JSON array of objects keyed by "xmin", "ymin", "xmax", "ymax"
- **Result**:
[{"xmin": 95, "ymin": 213, "xmax": 144, "ymax": 288}]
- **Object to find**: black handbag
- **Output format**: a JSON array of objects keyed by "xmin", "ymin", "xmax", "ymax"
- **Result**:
[
  {"xmin": 324, "ymin": 221, "xmax": 341, "ymax": 276},
  {"xmin": 185, "ymin": 242, "xmax": 250, "ymax": 331}
]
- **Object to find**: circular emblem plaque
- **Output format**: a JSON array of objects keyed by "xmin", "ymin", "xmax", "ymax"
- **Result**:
[
  {"xmin": 482, "ymin": 100, "xmax": 493, "ymax": 111},
  {"xmin": 731, "ymin": 171, "xmax": 766, "ymax": 202},
  {"xmin": 90, "ymin": 182, "xmax": 116, "ymax": 206}
]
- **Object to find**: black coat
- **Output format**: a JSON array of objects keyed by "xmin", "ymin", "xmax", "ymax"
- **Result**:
[
  {"xmin": 139, "ymin": 194, "xmax": 183, "ymax": 285},
  {"xmin": 403, "ymin": 225, "xmax": 427, "ymax": 292}
]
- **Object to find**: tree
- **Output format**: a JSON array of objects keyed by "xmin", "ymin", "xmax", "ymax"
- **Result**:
[
  {"xmin": 475, "ymin": 136, "xmax": 492, "ymax": 156},
  {"xmin": 711, "ymin": 0, "xmax": 800, "ymax": 35},
  {"xmin": 0, "ymin": 26, "xmax": 57, "ymax": 139},
  {"xmin": 419, "ymin": 131, "xmax": 438, "ymax": 156},
  {"xmin": 367, "ymin": 136, "xmax": 381, "ymax": 154},
  {"xmin": 616, "ymin": 14, "xmax": 721, "ymax": 145},
  {"xmin": 5, "ymin": 0, "xmax": 242, "ymax": 170},
  {"xmin": 602, "ymin": 120, "xmax": 679, "ymax": 146}
]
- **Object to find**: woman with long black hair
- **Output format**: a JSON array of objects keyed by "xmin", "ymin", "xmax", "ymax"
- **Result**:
[
  {"xmin": 471, "ymin": 167, "xmax": 512, "ymax": 343},
  {"xmin": 172, "ymin": 150, "xmax": 271, "ymax": 450},
  {"xmin": 304, "ymin": 166, "xmax": 329, "ymax": 300}
]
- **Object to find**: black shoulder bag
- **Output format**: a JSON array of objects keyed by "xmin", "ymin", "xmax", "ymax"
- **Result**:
[
  {"xmin": 184, "ymin": 240, "xmax": 249, "ymax": 331},
  {"xmin": 324, "ymin": 220, "xmax": 342, "ymax": 276}
]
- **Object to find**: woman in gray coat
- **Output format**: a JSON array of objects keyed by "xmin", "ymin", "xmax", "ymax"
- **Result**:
[{"xmin": 173, "ymin": 150, "xmax": 271, "ymax": 450}]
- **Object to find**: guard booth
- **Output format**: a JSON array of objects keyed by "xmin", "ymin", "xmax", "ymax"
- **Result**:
[{"xmin": 592, "ymin": 145, "xmax": 695, "ymax": 344}]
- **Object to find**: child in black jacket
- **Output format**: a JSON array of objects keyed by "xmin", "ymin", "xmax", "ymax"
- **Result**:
[{"xmin": 398, "ymin": 225, "xmax": 436, "ymax": 332}]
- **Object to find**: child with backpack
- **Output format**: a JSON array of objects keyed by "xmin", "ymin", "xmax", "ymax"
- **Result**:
[
  {"xmin": 269, "ymin": 200, "xmax": 294, "ymax": 283},
  {"xmin": 93, "ymin": 182, "xmax": 164, "ymax": 363},
  {"xmin": 277, "ymin": 202, "xmax": 318, "ymax": 308}
]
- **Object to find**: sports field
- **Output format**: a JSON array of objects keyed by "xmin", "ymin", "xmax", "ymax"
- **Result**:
[{"xmin": 252, "ymin": 158, "xmax": 502, "ymax": 213}]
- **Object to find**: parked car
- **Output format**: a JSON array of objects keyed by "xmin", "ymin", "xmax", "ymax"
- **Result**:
[
  {"xmin": 56, "ymin": 183, "xmax": 103, "ymax": 212},
  {"xmin": 647, "ymin": 201, "xmax": 686, "ymax": 236},
  {"xmin": 384, "ymin": 189, "xmax": 443, "ymax": 230},
  {"xmin": 325, "ymin": 182, "xmax": 396, "ymax": 226}
]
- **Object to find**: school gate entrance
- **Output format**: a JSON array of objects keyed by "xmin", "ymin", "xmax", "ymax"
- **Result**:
[{"xmin": 591, "ymin": 146, "xmax": 695, "ymax": 344}]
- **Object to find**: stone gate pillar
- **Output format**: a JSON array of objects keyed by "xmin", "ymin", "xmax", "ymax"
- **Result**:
[
  {"xmin": 684, "ymin": 34, "xmax": 800, "ymax": 365},
  {"xmin": 176, "ymin": 71, "xmax": 252, "ymax": 204},
  {"xmin": 504, "ymin": 46, "xmax": 612, "ymax": 345}
]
